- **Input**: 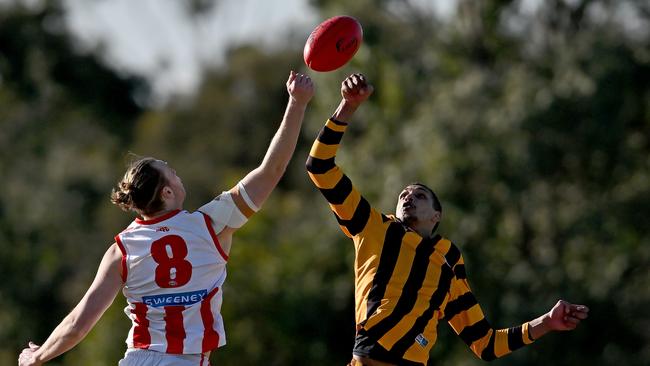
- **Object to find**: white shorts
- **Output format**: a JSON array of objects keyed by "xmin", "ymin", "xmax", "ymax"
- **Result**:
[{"xmin": 119, "ymin": 349, "xmax": 211, "ymax": 366}]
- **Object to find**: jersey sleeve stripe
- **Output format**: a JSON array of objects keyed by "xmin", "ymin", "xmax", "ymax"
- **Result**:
[
  {"xmin": 327, "ymin": 118, "xmax": 349, "ymax": 128},
  {"xmin": 317, "ymin": 125, "xmax": 345, "ymax": 145},
  {"xmin": 306, "ymin": 155, "xmax": 336, "ymax": 174},
  {"xmin": 506, "ymin": 325, "xmax": 525, "ymax": 350},
  {"xmin": 494, "ymin": 327, "xmax": 511, "ymax": 357},
  {"xmin": 308, "ymin": 168, "xmax": 343, "ymax": 190},
  {"xmin": 479, "ymin": 331, "xmax": 498, "ymax": 361},
  {"xmin": 319, "ymin": 174, "xmax": 353, "ymax": 204},
  {"xmin": 202, "ymin": 213, "xmax": 228, "ymax": 261},
  {"xmin": 444, "ymin": 292, "xmax": 478, "ymax": 321},
  {"xmin": 229, "ymin": 185, "xmax": 255, "ymax": 218},
  {"xmin": 334, "ymin": 196, "xmax": 371, "ymax": 236},
  {"xmin": 114, "ymin": 237, "xmax": 128, "ymax": 283},
  {"xmin": 522, "ymin": 322, "xmax": 534, "ymax": 344},
  {"xmin": 459, "ymin": 318, "xmax": 491, "ymax": 346},
  {"xmin": 310, "ymin": 142, "xmax": 339, "ymax": 160}
]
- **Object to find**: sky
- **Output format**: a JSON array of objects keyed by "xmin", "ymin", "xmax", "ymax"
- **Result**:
[
  {"xmin": 5, "ymin": 0, "xmax": 644, "ymax": 103},
  {"xmin": 60, "ymin": 0, "xmax": 458, "ymax": 103},
  {"xmin": 63, "ymin": 0, "xmax": 319, "ymax": 102}
]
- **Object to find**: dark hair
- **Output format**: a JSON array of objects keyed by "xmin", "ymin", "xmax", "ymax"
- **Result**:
[{"xmin": 110, "ymin": 157, "xmax": 168, "ymax": 215}]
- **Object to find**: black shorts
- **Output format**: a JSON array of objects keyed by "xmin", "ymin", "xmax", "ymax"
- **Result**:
[{"xmin": 352, "ymin": 329, "xmax": 425, "ymax": 366}]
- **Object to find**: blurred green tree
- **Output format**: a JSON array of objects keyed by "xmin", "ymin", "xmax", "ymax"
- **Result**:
[{"xmin": 0, "ymin": 1, "xmax": 147, "ymax": 365}]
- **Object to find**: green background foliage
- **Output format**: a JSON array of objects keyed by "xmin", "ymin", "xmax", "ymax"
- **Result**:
[{"xmin": 1, "ymin": 1, "xmax": 648, "ymax": 365}]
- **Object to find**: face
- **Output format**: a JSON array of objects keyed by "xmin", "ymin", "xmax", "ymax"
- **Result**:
[
  {"xmin": 395, "ymin": 185, "xmax": 440, "ymax": 228},
  {"xmin": 154, "ymin": 160, "xmax": 186, "ymax": 209}
]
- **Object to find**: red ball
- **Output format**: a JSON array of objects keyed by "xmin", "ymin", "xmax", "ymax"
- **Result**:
[{"xmin": 303, "ymin": 16, "xmax": 363, "ymax": 72}]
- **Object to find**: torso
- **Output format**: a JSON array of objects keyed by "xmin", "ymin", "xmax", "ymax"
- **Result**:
[{"xmin": 115, "ymin": 209, "xmax": 228, "ymax": 354}]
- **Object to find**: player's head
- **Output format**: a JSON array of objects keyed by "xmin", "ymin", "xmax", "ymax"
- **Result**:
[
  {"xmin": 395, "ymin": 182, "xmax": 442, "ymax": 235},
  {"xmin": 111, "ymin": 157, "xmax": 185, "ymax": 216}
]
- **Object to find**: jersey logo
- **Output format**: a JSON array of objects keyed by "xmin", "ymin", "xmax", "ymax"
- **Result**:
[
  {"xmin": 156, "ymin": 226, "xmax": 170, "ymax": 232},
  {"xmin": 415, "ymin": 333, "xmax": 429, "ymax": 347},
  {"xmin": 142, "ymin": 289, "xmax": 208, "ymax": 307}
]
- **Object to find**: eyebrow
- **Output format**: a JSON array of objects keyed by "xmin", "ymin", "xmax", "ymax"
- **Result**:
[{"xmin": 401, "ymin": 187, "xmax": 428, "ymax": 196}]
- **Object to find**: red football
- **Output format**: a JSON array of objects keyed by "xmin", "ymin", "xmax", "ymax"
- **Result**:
[{"xmin": 303, "ymin": 16, "xmax": 363, "ymax": 72}]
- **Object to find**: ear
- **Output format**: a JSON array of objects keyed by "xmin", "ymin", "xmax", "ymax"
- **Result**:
[
  {"xmin": 432, "ymin": 211, "xmax": 441, "ymax": 223},
  {"xmin": 160, "ymin": 186, "xmax": 174, "ymax": 201}
]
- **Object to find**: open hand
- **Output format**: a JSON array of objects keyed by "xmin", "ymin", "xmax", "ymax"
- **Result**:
[{"xmin": 286, "ymin": 70, "xmax": 314, "ymax": 105}]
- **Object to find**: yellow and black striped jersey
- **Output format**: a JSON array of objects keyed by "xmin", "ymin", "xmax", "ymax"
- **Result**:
[{"xmin": 306, "ymin": 118, "xmax": 535, "ymax": 365}]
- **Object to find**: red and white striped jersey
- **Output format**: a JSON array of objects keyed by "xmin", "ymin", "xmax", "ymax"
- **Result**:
[{"xmin": 115, "ymin": 188, "xmax": 255, "ymax": 355}]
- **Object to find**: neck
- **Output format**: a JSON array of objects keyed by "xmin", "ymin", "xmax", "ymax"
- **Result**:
[
  {"xmin": 400, "ymin": 218, "xmax": 436, "ymax": 238},
  {"xmin": 415, "ymin": 227, "xmax": 435, "ymax": 238},
  {"xmin": 141, "ymin": 207, "xmax": 179, "ymax": 221}
]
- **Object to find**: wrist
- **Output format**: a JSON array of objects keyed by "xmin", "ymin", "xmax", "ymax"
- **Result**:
[
  {"xmin": 332, "ymin": 99, "xmax": 360, "ymax": 122},
  {"xmin": 288, "ymin": 96, "xmax": 309, "ymax": 108},
  {"xmin": 528, "ymin": 312, "xmax": 551, "ymax": 340},
  {"xmin": 33, "ymin": 351, "xmax": 45, "ymax": 365}
]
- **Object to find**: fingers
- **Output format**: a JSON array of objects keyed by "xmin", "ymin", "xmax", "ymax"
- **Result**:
[
  {"xmin": 287, "ymin": 71, "xmax": 314, "ymax": 104},
  {"xmin": 562, "ymin": 316, "xmax": 580, "ymax": 329},
  {"xmin": 343, "ymin": 73, "xmax": 366, "ymax": 87},
  {"xmin": 571, "ymin": 304, "xmax": 589, "ymax": 313},
  {"xmin": 286, "ymin": 70, "xmax": 296, "ymax": 86},
  {"xmin": 287, "ymin": 71, "xmax": 311, "ymax": 86},
  {"xmin": 568, "ymin": 304, "xmax": 589, "ymax": 320},
  {"xmin": 341, "ymin": 73, "xmax": 373, "ymax": 97},
  {"xmin": 554, "ymin": 300, "xmax": 588, "ymax": 330},
  {"xmin": 28, "ymin": 341, "xmax": 40, "ymax": 350},
  {"xmin": 362, "ymin": 83, "xmax": 374, "ymax": 96}
]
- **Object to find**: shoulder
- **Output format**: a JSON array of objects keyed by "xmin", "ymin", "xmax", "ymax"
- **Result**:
[
  {"xmin": 434, "ymin": 236, "xmax": 466, "ymax": 275},
  {"xmin": 101, "ymin": 243, "xmax": 126, "ymax": 279}
]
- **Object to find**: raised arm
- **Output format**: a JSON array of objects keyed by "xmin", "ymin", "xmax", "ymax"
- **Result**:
[
  {"xmin": 331, "ymin": 73, "xmax": 374, "ymax": 123},
  {"xmin": 239, "ymin": 71, "xmax": 314, "ymax": 208},
  {"xmin": 306, "ymin": 74, "xmax": 376, "ymax": 237},
  {"xmin": 19, "ymin": 244, "xmax": 123, "ymax": 366}
]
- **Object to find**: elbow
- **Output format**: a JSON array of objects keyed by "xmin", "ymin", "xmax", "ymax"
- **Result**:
[
  {"xmin": 269, "ymin": 164, "xmax": 288, "ymax": 182},
  {"xmin": 477, "ymin": 348, "xmax": 497, "ymax": 362}
]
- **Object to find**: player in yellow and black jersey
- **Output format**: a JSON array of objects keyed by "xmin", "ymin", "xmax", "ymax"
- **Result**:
[{"xmin": 306, "ymin": 74, "xmax": 589, "ymax": 366}]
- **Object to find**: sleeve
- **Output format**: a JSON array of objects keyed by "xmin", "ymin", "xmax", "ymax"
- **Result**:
[
  {"xmin": 442, "ymin": 245, "xmax": 535, "ymax": 361},
  {"xmin": 305, "ymin": 118, "xmax": 374, "ymax": 238},
  {"xmin": 198, "ymin": 181, "xmax": 259, "ymax": 232}
]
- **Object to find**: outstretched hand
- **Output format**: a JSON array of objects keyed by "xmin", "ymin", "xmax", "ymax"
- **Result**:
[
  {"xmin": 286, "ymin": 70, "xmax": 314, "ymax": 105},
  {"xmin": 18, "ymin": 342, "xmax": 41, "ymax": 366},
  {"xmin": 545, "ymin": 300, "xmax": 589, "ymax": 331},
  {"xmin": 341, "ymin": 73, "xmax": 373, "ymax": 107},
  {"xmin": 528, "ymin": 299, "xmax": 589, "ymax": 340}
]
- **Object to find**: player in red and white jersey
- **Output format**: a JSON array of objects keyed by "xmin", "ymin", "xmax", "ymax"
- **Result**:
[{"xmin": 18, "ymin": 71, "xmax": 314, "ymax": 366}]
